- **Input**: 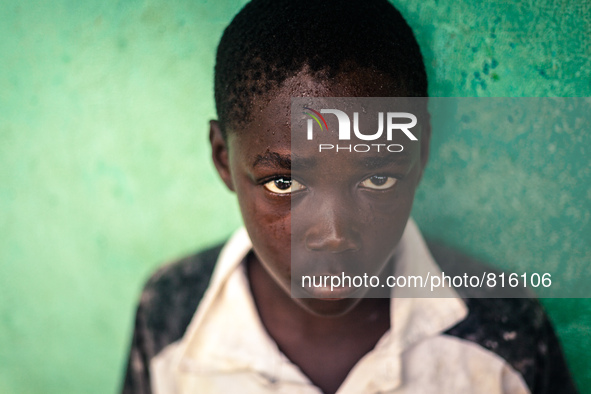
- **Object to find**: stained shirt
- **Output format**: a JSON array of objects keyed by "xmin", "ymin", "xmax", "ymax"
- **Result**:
[
  {"xmin": 146, "ymin": 220, "xmax": 531, "ymax": 393},
  {"xmin": 122, "ymin": 219, "xmax": 578, "ymax": 393}
]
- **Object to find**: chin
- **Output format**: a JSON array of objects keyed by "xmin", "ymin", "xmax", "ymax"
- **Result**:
[{"xmin": 294, "ymin": 296, "xmax": 363, "ymax": 318}]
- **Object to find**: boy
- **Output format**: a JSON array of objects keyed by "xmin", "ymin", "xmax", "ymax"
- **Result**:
[{"xmin": 122, "ymin": 0, "xmax": 576, "ymax": 392}]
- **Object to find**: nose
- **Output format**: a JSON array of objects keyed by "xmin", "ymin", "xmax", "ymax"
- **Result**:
[{"xmin": 303, "ymin": 195, "xmax": 361, "ymax": 253}]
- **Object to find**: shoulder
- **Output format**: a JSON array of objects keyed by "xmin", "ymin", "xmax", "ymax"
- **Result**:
[
  {"xmin": 137, "ymin": 243, "xmax": 224, "ymax": 357},
  {"xmin": 426, "ymin": 241, "xmax": 578, "ymax": 394},
  {"xmin": 122, "ymin": 243, "xmax": 224, "ymax": 393}
]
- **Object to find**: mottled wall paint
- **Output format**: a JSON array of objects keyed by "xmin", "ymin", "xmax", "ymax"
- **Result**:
[
  {"xmin": 0, "ymin": 0, "xmax": 588, "ymax": 393},
  {"xmin": 400, "ymin": 1, "xmax": 591, "ymax": 391}
]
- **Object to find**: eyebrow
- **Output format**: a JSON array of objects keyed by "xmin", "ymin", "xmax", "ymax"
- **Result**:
[
  {"xmin": 252, "ymin": 152, "xmax": 291, "ymax": 170},
  {"xmin": 252, "ymin": 152, "xmax": 317, "ymax": 170}
]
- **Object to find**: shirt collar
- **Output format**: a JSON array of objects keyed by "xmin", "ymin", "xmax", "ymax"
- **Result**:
[
  {"xmin": 341, "ymin": 220, "xmax": 468, "ymax": 393},
  {"xmin": 172, "ymin": 219, "xmax": 468, "ymax": 391}
]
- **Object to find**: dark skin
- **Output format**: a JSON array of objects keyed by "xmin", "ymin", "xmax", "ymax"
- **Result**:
[{"xmin": 210, "ymin": 68, "xmax": 430, "ymax": 394}]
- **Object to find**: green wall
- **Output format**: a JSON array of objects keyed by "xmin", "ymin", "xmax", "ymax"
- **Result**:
[{"xmin": 0, "ymin": 0, "xmax": 588, "ymax": 393}]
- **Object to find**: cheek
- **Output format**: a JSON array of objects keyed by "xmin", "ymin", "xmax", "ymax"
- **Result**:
[
  {"xmin": 357, "ymin": 175, "xmax": 421, "ymax": 262},
  {"xmin": 362, "ymin": 174, "xmax": 419, "ymax": 224},
  {"xmin": 235, "ymin": 180, "xmax": 292, "ymax": 276},
  {"xmin": 359, "ymin": 197, "xmax": 411, "ymax": 258}
]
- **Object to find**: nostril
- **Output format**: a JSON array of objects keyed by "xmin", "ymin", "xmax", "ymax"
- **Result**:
[{"xmin": 304, "ymin": 232, "xmax": 360, "ymax": 253}]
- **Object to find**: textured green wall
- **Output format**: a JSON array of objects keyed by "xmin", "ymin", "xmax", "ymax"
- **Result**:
[{"xmin": 0, "ymin": 1, "xmax": 588, "ymax": 393}]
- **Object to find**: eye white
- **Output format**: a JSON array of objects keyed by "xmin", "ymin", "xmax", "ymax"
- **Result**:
[
  {"xmin": 264, "ymin": 177, "xmax": 306, "ymax": 194},
  {"xmin": 359, "ymin": 175, "xmax": 397, "ymax": 190}
]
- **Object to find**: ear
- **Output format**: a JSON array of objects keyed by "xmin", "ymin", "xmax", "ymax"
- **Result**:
[{"xmin": 209, "ymin": 120, "xmax": 235, "ymax": 192}]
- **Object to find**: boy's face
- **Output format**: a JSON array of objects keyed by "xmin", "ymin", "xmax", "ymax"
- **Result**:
[{"xmin": 211, "ymin": 69, "xmax": 430, "ymax": 316}]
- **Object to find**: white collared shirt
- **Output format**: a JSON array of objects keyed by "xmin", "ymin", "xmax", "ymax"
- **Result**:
[{"xmin": 150, "ymin": 219, "xmax": 530, "ymax": 393}]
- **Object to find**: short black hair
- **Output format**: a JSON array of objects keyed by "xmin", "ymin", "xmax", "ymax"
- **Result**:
[{"xmin": 214, "ymin": 0, "xmax": 427, "ymax": 136}]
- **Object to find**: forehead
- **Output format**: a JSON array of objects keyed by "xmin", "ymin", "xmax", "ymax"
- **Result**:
[
  {"xmin": 226, "ymin": 68, "xmax": 426, "ymax": 185},
  {"xmin": 230, "ymin": 92, "xmax": 423, "ymax": 181},
  {"xmin": 230, "ymin": 67, "xmax": 412, "ymax": 138},
  {"xmin": 272, "ymin": 67, "xmax": 406, "ymax": 103}
]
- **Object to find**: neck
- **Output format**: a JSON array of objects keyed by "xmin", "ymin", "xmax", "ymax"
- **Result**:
[{"xmin": 246, "ymin": 251, "xmax": 391, "ymax": 340}]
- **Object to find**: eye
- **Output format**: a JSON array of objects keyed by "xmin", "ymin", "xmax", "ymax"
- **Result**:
[
  {"xmin": 263, "ymin": 177, "xmax": 306, "ymax": 194},
  {"xmin": 359, "ymin": 175, "xmax": 397, "ymax": 190}
]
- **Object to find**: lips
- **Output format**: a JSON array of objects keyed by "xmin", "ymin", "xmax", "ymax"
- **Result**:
[
  {"xmin": 289, "ymin": 248, "xmax": 393, "ymax": 299},
  {"xmin": 291, "ymin": 251, "xmax": 368, "ymax": 277},
  {"xmin": 293, "ymin": 268, "xmax": 371, "ymax": 299}
]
